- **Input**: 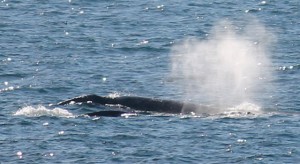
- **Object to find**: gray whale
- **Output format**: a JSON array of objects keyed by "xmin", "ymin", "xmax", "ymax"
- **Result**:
[{"xmin": 58, "ymin": 94, "xmax": 215, "ymax": 117}]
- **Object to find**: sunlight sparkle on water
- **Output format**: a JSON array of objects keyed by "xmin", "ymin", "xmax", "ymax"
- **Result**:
[
  {"xmin": 16, "ymin": 151, "xmax": 23, "ymax": 159},
  {"xmin": 58, "ymin": 131, "xmax": 65, "ymax": 135}
]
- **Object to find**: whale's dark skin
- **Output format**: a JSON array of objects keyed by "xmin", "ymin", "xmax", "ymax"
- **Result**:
[
  {"xmin": 85, "ymin": 110, "xmax": 128, "ymax": 117},
  {"xmin": 58, "ymin": 94, "xmax": 214, "ymax": 117}
]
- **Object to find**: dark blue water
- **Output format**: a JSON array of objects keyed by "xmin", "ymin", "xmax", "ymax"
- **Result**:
[{"xmin": 1, "ymin": 0, "xmax": 299, "ymax": 163}]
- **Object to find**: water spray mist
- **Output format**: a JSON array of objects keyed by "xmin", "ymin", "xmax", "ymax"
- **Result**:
[{"xmin": 171, "ymin": 20, "xmax": 274, "ymax": 110}]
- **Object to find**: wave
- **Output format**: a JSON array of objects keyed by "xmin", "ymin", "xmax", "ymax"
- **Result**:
[{"xmin": 14, "ymin": 106, "xmax": 74, "ymax": 118}]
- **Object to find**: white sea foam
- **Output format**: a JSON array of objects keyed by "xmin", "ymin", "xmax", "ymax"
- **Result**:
[
  {"xmin": 121, "ymin": 113, "xmax": 138, "ymax": 118},
  {"xmin": 221, "ymin": 102, "xmax": 263, "ymax": 117},
  {"xmin": 179, "ymin": 102, "xmax": 265, "ymax": 118},
  {"xmin": 14, "ymin": 106, "xmax": 74, "ymax": 118},
  {"xmin": 108, "ymin": 92, "xmax": 121, "ymax": 98}
]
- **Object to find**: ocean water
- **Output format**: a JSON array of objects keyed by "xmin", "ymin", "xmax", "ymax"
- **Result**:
[{"xmin": 0, "ymin": 0, "xmax": 299, "ymax": 163}]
